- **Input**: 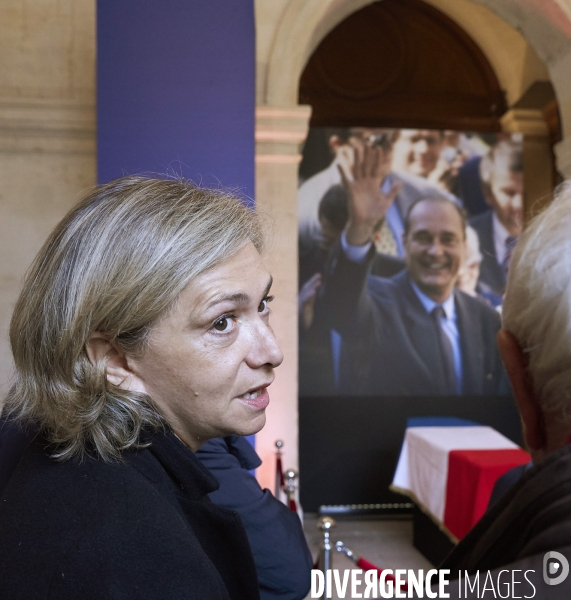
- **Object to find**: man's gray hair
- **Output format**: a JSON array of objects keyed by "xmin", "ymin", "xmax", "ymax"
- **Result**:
[
  {"xmin": 4, "ymin": 176, "xmax": 265, "ymax": 461},
  {"xmin": 503, "ymin": 182, "xmax": 571, "ymax": 424}
]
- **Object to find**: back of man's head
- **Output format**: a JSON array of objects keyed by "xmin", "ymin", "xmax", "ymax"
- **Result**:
[{"xmin": 503, "ymin": 182, "xmax": 571, "ymax": 428}]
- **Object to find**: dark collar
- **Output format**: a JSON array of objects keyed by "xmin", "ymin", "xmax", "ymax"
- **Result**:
[{"xmin": 140, "ymin": 428, "xmax": 220, "ymax": 499}]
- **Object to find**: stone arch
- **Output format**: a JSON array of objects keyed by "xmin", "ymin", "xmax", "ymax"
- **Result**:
[{"xmin": 262, "ymin": 0, "xmax": 569, "ymax": 138}]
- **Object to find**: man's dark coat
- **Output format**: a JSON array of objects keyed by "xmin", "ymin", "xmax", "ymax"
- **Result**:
[
  {"xmin": 316, "ymin": 244, "xmax": 509, "ymax": 396},
  {"xmin": 0, "ymin": 430, "xmax": 260, "ymax": 600},
  {"xmin": 438, "ymin": 444, "xmax": 571, "ymax": 598}
]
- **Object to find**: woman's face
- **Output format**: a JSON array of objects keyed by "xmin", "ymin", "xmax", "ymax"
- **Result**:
[{"xmin": 128, "ymin": 242, "xmax": 283, "ymax": 451}]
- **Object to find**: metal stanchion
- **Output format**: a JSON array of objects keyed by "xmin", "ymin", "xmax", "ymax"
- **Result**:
[
  {"xmin": 335, "ymin": 540, "xmax": 358, "ymax": 564},
  {"xmin": 316, "ymin": 516, "xmax": 336, "ymax": 599},
  {"xmin": 284, "ymin": 468, "xmax": 298, "ymax": 512},
  {"xmin": 274, "ymin": 440, "xmax": 284, "ymax": 500}
]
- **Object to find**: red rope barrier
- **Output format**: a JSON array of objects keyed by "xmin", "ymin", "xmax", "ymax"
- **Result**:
[
  {"xmin": 356, "ymin": 557, "xmax": 407, "ymax": 590},
  {"xmin": 336, "ymin": 541, "xmax": 408, "ymax": 591},
  {"xmin": 288, "ymin": 498, "xmax": 297, "ymax": 512},
  {"xmin": 355, "ymin": 557, "xmax": 384, "ymax": 576}
]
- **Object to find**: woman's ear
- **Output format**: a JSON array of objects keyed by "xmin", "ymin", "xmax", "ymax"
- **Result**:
[{"xmin": 85, "ymin": 332, "xmax": 148, "ymax": 394}]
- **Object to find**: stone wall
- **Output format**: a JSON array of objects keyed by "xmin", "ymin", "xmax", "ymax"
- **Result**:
[{"xmin": 0, "ymin": 0, "xmax": 96, "ymax": 405}]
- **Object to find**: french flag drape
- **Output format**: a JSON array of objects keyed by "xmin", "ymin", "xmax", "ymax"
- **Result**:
[{"xmin": 392, "ymin": 418, "xmax": 530, "ymax": 541}]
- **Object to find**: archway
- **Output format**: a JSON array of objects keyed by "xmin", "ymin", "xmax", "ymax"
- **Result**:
[
  {"xmin": 253, "ymin": 0, "xmax": 569, "ymax": 491},
  {"xmin": 298, "ymin": 0, "xmax": 508, "ymax": 131}
]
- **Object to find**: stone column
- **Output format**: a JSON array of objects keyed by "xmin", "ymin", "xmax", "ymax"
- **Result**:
[
  {"xmin": 501, "ymin": 108, "xmax": 554, "ymax": 221},
  {"xmin": 254, "ymin": 105, "xmax": 311, "ymax": 491}
]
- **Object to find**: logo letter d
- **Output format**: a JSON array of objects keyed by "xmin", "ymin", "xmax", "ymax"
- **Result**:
[{"xmin": 543, "ymin": 551, "xmax": 569, "ymax": 586}]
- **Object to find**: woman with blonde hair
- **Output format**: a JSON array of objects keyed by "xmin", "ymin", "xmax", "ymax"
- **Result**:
[{"xmin": 0, "ymin": 176, "xmax": 283, "ymax": 599}]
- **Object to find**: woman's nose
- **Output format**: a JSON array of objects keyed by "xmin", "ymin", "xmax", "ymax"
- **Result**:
[{"xmin": 247, "ymin": 320, "xmax": 284, "ymax": 369}]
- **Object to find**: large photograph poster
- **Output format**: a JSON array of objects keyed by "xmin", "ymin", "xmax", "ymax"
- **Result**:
[{"xmin": 298, "ymin": 128, "xmax": 523, "ymax": 399}]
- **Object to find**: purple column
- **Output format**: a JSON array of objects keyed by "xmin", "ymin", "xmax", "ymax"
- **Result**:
[{"xmin": 97, "ymin": 0, "xmax": 255, "ymax": 203}]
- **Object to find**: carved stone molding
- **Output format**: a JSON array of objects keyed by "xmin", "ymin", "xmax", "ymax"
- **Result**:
[
  {"xmin": 0, "ymin": 98, "xmax": 95, "ymax": 154},
  {"xmin": 500, "ymin": 108, "xmax": 549, "ymax": 137},
  {"xmin": 255, "ymin": 105, "xmax": 312, "ymax": 164}
]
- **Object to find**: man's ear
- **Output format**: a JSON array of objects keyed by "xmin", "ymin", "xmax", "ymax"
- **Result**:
[
  {"xmin": 497, "ymin": 329, "xmax": 545, "ymax": 452},
  {"xmin": 85, "ymin": 332, "xmax": 148, "ymax": 394},
  {"xmin": 481, "ymin": 181, "xmax": 494, "ymax": 208}
]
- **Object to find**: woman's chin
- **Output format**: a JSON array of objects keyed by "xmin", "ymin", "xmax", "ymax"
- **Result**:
[{"xmin": 235, "ymin": 412, "xmax": 267, "ymax": 437}]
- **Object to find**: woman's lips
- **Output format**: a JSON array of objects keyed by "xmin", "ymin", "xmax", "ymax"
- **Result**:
[{"xmin": 236, "ymin": 387, "xmax": 270, "ymax": 410}]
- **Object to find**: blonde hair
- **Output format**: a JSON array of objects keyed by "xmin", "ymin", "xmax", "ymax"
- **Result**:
[{"xmin": 5, "ymin": 176, "xmax": 264, "ymax": 461}]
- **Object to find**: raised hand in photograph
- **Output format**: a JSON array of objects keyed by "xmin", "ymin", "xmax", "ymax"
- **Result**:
[{"xmin": 337, "ymin": 137, "xmax": 402, "ymax": 246}]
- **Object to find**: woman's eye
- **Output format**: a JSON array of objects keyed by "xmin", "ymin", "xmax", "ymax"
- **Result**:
[
  {"xmin": 258, "ymin": 295, "xmax": 274, "ymax": 313},
  {"xmin": 213, "ymin": 316, "xmax": 231, "ymax": 332}
]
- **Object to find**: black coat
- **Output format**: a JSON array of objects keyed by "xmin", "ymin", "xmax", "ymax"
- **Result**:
[
  {"xmin": 0, "ymin": 417, "xmax": 35, "ymax": 492},
  {"xmin": 0, "ymin": 430, "xmax": 260, "ymax": 600},
  {"xmin": 196, "ymin": 437, "xmax": 312, "ymax": 600},
  {"xmin": 316, "ymin": 244, "xmax": 509, "ymax": 396}
]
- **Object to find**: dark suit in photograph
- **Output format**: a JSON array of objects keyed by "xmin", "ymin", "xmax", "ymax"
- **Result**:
[
  {"xmin": 457, "ymin": 155, "xmax": 489, "ymax": 218},
  {"xmin": 299, "ymin": 239, "xmax": 405, "ymax": 292},
  {"xmin": 299, "ymin": 245, "xmax": 405, "ymax": 397},
  {"xmin": 469, "ymin": 210, "xmax": 506, "ymax": 299},
  {"xmin": 315, "ymin": 244, "xmax": 509, "ymax": 397}
]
